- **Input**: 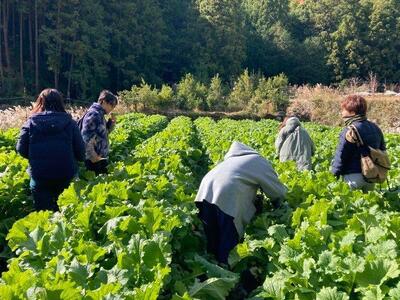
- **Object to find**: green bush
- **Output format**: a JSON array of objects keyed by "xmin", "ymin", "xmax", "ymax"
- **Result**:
[
  {"xmin": 228, "ymin": 69, "xmax": 256, "ymax": 111},
  {"xmin": 119, "ymin": 86, "xmax": 141, "ymax": 111},
  {"xmin": 206, "ymin": 74, "xmax": 227, "ymax": 111},
  {"xmin": 119, "ymin": 80, "xmax": 159, "ymax": 110},
  {"xmin": 157, "ymin": 84, "xmax": 175, "ymax": 109},
  {"xmin": 119, "ymin": 71, "xmax": 289, "ymax": 114},
  {"xmin": 256, "ymin": 73, "xmax": 289, "ymax": 113},
  {"xmin": 177, "ymin": 73, "xmax": 207, "ymax": 110}
]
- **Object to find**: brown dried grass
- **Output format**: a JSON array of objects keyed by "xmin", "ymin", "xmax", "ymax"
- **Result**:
[{"xmin": 288, "ymin": 86, "xmax": 400, "ymax": 133}]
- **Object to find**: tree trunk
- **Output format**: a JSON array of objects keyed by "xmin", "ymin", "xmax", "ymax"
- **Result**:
[
  {"xmin": 19, "ymin": 10, "xmax": 24, "ymax": 84},
  {"xmin": 54, "ymin": 0, "xmax": 61, "ymax": 89},
  {"xmin": 117, "ymin": 41, "xmax": 121, "ymax": 90},
  {"xmin": 0, "ymin": 5, "xmax": 3, "ymax": 81},
  {"xmin": 28, "ymin": 10, "xmax": 33, "ymax": 64},
  {"xmin": 2, "ymin": 0, "xmax": 11, "ymax": 68},
  {"xmin": 67, "ymin": 54, "xmax": 74, "ymax": 99},
  {"xmin": 35, "ymin": 0, "xmax": 39, "ymax": 92},
  {"xmin": 11, "ymin": 1, "xmax": 15, "ymax": 51}
]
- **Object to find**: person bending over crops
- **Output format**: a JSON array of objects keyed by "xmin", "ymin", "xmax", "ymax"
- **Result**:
[
  {"xmin": 275, "ymin": 116, "xmax": 315, "ymax": 171},
  {"xmin": 80, "ymin": 90, "xmax": 117, "ymax": 175},
  {"xmin": 195, "ymin": 141, "xmax": 287, "ymax": 264},
  {"xmin": 16, "ymin": 89, "xmax": 85, "ymax": 211},
  {"xmin": 331, "ymin": 95, "xmax": 386, "ymax": 191}
]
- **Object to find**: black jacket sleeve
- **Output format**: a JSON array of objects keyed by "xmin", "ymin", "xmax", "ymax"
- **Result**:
[
  {"xmin": 72, "ymin": 121, "xmax": 86, "ymax": 162},
  {"xmin": 16, "ymin": 122, "xmax": 30, "ymax": 159}
]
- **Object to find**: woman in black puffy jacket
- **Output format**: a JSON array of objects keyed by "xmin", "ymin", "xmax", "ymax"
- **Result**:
[{"xmin": 16, "ymin": 89, "xmax": 85, "ymax": 211}]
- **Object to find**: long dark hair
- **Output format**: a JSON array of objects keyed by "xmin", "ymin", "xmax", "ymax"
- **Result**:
[{"xmin": 31, "ymin": 88, "xmax": 66, "ymax": 114}]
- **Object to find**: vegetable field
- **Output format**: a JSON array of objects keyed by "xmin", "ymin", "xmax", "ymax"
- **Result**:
[{"xmin": 1, "ymin": 114, "xmax": 400, "ymax": 299}]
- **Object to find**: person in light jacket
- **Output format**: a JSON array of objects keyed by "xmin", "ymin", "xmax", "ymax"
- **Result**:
[
  {"xmin": 275, "ymin": 116, "xmax": 315, "ymax": 171},
  {"xmin": 195, "ymin": 142, "xmax": 287, "ymax": 264},
  {"xmin": 16, "ymin": 89, "xmax": 85, "ymax": 211},
  {"xmin": 331, "ymin": 95, "xmax": 386, "ymax": 191}
]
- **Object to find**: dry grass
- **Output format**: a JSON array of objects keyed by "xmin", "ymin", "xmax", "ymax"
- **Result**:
[
  {"xmin": 1, "ymin": 89, "xmax": 399, "ymax": 134},
  {"xmin": 0, "ymin": 104, "xmax": 88, "ymax": 130},
  {"xmin": 288, "ymin": 85, "xmax": 400, "ymax": 133},
  {"xmin": 0, "ymin": 106, "xmax": 31, "ymax": 130}
]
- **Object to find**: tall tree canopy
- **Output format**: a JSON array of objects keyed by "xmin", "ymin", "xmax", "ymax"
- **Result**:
[{"xmin": 0, "ymin": 0, "xmax": 400, "ymax": 99}]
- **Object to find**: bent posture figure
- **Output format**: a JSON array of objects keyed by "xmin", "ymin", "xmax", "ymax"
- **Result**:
[
  {"xmin": 275, "ymin": 116, "xmax": 315, "ymax": 171},
  {"xmin": 331, "ymin": 95, "xmax": 386, "ymax": 191},
  {"xmin": 195, "ymin": 142, "xmax": 287, "ymax": 264},
  {"xmin": 16, "ymin": 89, "xmax": 85, "ymax": 211}
]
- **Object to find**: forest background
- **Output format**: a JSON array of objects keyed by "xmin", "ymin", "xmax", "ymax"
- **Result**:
[{"xmin": 0, "ymin": 0, "xmax": 399, "ymax": 131}]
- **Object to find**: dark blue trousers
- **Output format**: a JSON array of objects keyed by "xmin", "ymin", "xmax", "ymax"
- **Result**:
[
  {"xmin": 85, "ymin": 159, "xmax": 108, "ymax": 175},
  {"xmin": 30, "ymin": 178, "xmax": 71, "ymax": 211},
  {"xmin": 196, "ymin": 201, "xmax": 239, "ymax": 264}
]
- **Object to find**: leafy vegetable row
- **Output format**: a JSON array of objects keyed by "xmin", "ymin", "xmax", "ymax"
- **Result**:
[
  {"xmin": 195, "ymin": 117, "xmax": 400, "ymax": 299},
  {"xmin": 0, "ymin": 113, "xmax": 170, "ymax": 298}
]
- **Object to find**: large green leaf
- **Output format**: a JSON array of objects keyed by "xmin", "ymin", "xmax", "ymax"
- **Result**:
[
  {"xmin": 316, "ymin": 287, "xmax": 349, "ymax": 300},
  {"xmin": 355, "ymin": 259, "xmax": 400, "ymax": 287}
]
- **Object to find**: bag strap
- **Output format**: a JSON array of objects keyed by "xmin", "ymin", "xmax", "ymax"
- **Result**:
[
  {"xmin": 352, "ymin": 125, "xmax": 392, "ymax": 188},
  {"xmin": 349, "ymin": 124, "xmax": 365, "ymax": 147}
]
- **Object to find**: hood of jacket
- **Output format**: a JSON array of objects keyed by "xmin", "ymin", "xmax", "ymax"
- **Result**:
[
  {"xmin": 285, "ymin": 117, "xmax": 301, "ymax": 133},
  {"xmin": 30, "ymin": 111, "xmax": 72, "ymax": 134},
  {"xmin": 224, "ymin": 141, "xmax": 259, "ymax": 160}
]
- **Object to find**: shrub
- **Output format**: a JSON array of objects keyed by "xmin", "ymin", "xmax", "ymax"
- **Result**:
[
  {"xmin": 119, "ymin": 80, "xmax": 159, "ymax": 110},
  {"xmin": 177, "ymin": 73, "xmax": 207, "ymax": 110},
  {"xmin": 264, "ymin": 73, "xmax": 289, "ymax": 112},
  {"xmin": 206, "ymin": 74, "xmax": 227, "ymax": 111},
  {"xmin": 157, "ymin": 84, "xmax": 175, "ymax": 109},
  {"xmin": 247, "ymin": 73, "xmax": 290, "ymax": 115},
  {"xmin": 228, "ymin": 69, "xmax": 256, "ymax": 111}
]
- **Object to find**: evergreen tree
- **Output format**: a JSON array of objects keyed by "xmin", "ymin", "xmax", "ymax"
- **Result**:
[
  {"xmin": 367, "ymin": 0, "xmax": 400, "ymax": 82},
  {"xmin": 196, "ymin": 0, "xmax": 246, "ymax": 81}
]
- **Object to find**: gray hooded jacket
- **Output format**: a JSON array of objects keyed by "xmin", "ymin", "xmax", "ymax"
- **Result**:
[
  {"xmin": 195, "ymin": 142, "xmax": 287, "ymax": 237},
  {"xmin": 275, "ymin": 117, "xmax": 315, "ymax": 171}
]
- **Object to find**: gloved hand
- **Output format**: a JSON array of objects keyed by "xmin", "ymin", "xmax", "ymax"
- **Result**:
[
  {"xmin": 271, "ymin": 198, "xmax": 291, "ymax": 209},
  {"xmin": 254, "ymin": 194, "xmax": 264, "ymax": 214}
]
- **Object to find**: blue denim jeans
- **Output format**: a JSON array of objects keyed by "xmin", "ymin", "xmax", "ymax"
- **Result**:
[
  {"xmin": 30, "ymin": 178, "xmax": 71, "ymax": 211},
  {"xmin": 343, "ymin": 173, "xmax": 374, "ymax": 192}
]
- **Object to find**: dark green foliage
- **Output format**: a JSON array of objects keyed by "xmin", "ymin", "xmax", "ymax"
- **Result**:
[{"xmin": 1, "ymin": 0, "xmax": 400, "ymax": 99}]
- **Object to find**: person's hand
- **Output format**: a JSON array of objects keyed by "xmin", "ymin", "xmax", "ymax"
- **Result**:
[
  {"xmin": 110, "ymin": 113, "xmax": 117, "ymax": 123},
  {"xmin": 271, "ymin": 198, "xmax": 281, "ymax": 209},
  {"xmin": 90, "ymin": 155, "xmax": 103, "ymax": 163},
  {"xmin": 107, "ymin": 115, "xmax": 116, "ymax": 130},
  {"xmin": 254, "ymin": 194, "xmax": 264, "ymax": 214}
]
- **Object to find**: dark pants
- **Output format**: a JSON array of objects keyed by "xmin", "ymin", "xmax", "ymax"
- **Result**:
[
  {"xmin": 30, "ymin": 178, "xmax": 71, "ymax": 211},
  {"xmin": 196, "ymin": 201, "xmax": 239, "ymax": 264},
  {"xmin": 85, "ymin": 159, "xmax": 108, "ymax": 175}
]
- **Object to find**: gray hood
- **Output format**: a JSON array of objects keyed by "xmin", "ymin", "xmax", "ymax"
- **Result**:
[
  {"xmin": 285, "ymin": 117, "xmax": 301, "ymax": 133},
  {"xmin": 224, "ymin": 141, "xmax": 258, "ymax": 160}
]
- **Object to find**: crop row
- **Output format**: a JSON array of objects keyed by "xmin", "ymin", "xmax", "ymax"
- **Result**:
[
  {"xmin": 195, "ymin": 117, "xmax": 400, "ymax": 299},
  {"xmin": 0, "ymin": 113, "xmax": 175, "ymax": 298}
]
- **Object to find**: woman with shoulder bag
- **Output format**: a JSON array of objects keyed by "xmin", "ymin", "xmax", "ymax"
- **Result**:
[{"xmin": 331, "ymin": 95, "xmax": 386, "ymax": 192}]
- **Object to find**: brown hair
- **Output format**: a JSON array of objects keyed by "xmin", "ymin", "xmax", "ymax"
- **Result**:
[
  {"xmin": 341, "ymin": 95, "xmax": 368, "ymax": 115},
  {"xmin": 98, "ymin": 90, "xmax": 118, "ymax": 106},
  {"xmin": 31, "ymin": 88, "xmax": 66, "ymax": 114},
  {"xmin": 279, "ymin": 115, "xmax": 296, "ymax": 130}
]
